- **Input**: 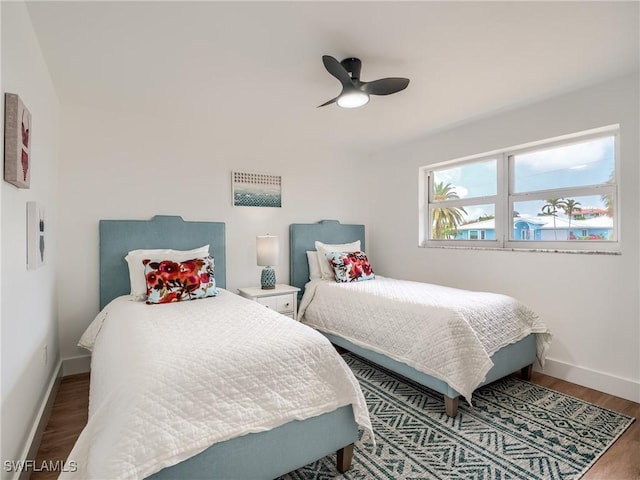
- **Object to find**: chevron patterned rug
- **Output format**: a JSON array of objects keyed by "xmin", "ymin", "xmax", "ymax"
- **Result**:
[{"xmin": 281, "ymin": 353, "xmax": 634, "ymax": 480}]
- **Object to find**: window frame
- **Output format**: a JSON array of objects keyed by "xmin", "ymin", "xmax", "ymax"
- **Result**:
[
  {"xmin": 424, "ymin": 155, "xmax": 499, "ymax": 246},
  {"xmin": 420, "ymin": 126, "xmax": 620, "ymax": 253}
]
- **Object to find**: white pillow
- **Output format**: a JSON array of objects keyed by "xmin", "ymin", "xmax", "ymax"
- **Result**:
[
  {"xmin": 306, "ymin": 251, "xmax": 322, "ymax": 280},
  {"xmin": 125, "ymin": 245, "xmax": 210, "ymax": 300},
  {"xmin": 315, "ymin": 240, "xmax": 361, "ymax": 280}
]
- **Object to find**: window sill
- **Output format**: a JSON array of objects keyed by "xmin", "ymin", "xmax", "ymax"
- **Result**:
[{"xmin": 420, "ymin": 243, "xmax": 621, "ymax": 255}]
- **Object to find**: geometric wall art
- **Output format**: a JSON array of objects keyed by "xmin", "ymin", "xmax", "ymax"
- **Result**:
[
  {"xmin": 232, "ymin": 171, "xmax": 282, "ymax": 208},
  {"xmin": 4, "ymin": 93, "xmax": 31, "ymax": 189},
  {"xmin": 27, "ymin": 201, "xmax": 45, "ymax": 269}
]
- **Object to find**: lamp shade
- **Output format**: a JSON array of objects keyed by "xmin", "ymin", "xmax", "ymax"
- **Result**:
[{"xmin": 256, "ymin": 235, "xmax": 279, "ymax": 266}]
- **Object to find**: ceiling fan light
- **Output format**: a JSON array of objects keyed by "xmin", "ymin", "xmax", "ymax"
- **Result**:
[{"xmin": 337, "ymin": 91, "xmax": 370, "ymax": 108}]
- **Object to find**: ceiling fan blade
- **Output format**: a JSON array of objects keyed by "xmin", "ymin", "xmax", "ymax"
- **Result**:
[
  {"xmin": 317, "ymin": 95, "xmax": 340, "ymax": 108},
  {"xmin": 361, "ymin": 77, "xmax": 410, "ymax": 96},
  {"xmin": 322, "ymin": 55, "xmax": 353, "ymax": 86}
]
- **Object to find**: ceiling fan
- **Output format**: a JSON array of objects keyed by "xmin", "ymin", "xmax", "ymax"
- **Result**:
[{"xmin": 318, "ymin": 55, "xmax": 410, "ymax": 109}]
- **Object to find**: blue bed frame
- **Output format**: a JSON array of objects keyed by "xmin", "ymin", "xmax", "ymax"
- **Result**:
[
  {"xmin": 99, "ymin": 215, "xmax": 358, "ymax": 479},
  {"xmin": 290, "ymin": 219, "xmax": 536, "ymax": 417}
]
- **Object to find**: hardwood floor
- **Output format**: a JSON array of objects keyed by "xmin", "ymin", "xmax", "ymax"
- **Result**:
[
  {"xmin": 32, "ymin": 374, "xmax": 89, "ymax": 480},
  {"xmin": 32, "ymin": 371, "xmax": 639, "ymax": 480}
]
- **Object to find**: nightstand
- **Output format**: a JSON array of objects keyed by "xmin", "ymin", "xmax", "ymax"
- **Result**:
[{"xmin": 237, "ymin": 284, "xmax": 301, "ymax": 320}]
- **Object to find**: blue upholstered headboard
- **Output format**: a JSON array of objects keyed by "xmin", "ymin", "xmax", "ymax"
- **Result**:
[
  {"xmin": 99, "ymin": 215, "xmax": 226, "ymax": 309},
  {"xmin": 289, "ymin": 220, "xmax": 365, "ymax": 301}
]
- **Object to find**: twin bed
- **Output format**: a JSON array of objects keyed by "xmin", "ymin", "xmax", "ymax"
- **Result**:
[
  {"xmin": 290, "ymin": 219, "xmax": 551, "ymax": 417},
  {"xmin": 63, "ymin": 216, "xmax": 371, "ymax": 480},
  {"xmin": 66, "ymin": 215, "xmax": 550, "ymax": 479}
]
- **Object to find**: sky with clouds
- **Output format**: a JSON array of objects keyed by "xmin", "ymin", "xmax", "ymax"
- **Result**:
[{"xmin": 433, "ymin": 135, "xmax": 614, "ymax": 220}]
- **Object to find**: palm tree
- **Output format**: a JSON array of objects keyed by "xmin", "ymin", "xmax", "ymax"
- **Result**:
[
  {"xmin": 432, "ymin": 182, "xmax": 467, "ymax": 239},
  {"xmin": 561, "ymin": 199, "xmax": 581, "ymax": 240},
  {"xmin": 541, "ymin": 198, "xmax": 565, "ymax": 240}
]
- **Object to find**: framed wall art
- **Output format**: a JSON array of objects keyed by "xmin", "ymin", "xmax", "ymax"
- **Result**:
[
  {"xmin": 232, "ymin": 171, "xmax": 282, "ymax": 208},
  {"xmin": 27, "ymin": 201, "xmax": 45, "ymax": 270},
  {"xmin": 4, "ymin": 93, "xmax": 31, "ymax": 189}
]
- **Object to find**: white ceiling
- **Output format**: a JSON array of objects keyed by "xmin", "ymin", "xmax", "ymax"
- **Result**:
[{"xmin": 26, "ymin": 1, "xmax": 640, "ymax": 154}]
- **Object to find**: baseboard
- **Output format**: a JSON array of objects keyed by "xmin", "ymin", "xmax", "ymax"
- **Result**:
[
  {"xmin": 62, "ymin": 355, "xmax": 91, "ymax": 376},
  {"xmin": 14, "ymin": 360, "xmax": 63, "ymax": 480},
  {"xmin": 536, "ymin": 357, "xmax": 640, "ymax": 403}
]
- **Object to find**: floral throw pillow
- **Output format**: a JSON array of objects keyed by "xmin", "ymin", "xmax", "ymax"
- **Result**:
[
  {"xmin": 325, "ymin": 251, "xmax": 375, "ymax": 283},
  {"xmin": 143, "ymin": 256, "xmax": 218, "ymax": 304}
]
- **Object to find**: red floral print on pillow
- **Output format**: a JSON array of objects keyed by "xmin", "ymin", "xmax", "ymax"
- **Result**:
[
  {"xmin": 143, "ymin": 256, "xmax": 218, "ymax": 304},
  {"xmin": 325, "ymin": 251, "xmax": 375, "ymax": 283}
]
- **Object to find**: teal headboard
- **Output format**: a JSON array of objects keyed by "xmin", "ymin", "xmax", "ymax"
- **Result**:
[
  {"xmin": 289, "ymin": 220, "xmax": 365, "ymax": 302},
  {"xmin": 99, "ymin": 215, "xmax": 226, "ymax": 309}
]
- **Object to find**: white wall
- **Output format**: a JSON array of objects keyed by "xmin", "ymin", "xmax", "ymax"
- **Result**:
[
  {"xmin": 367, "ymin": 74, "xmax": 639, "ymax": 402},
  {"xmin": 57, "ymin": 104, "xmax": 370, "ymax": 362},
  {"xmin": 1, "ymin": 2, "xmax": 60, "ymax": 474}
]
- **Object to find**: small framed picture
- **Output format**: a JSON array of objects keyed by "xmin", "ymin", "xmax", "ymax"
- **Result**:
[
  {"xmin": 232, "ymin": 171, "xmax": 282, "ymax": 208},
  {"xmin": 4, "ymin": 93, "xmax": 31, "ymax": 189},
  {"xmin": 27, "ymin": 201, "xmax": 45, "ymax": 270}
]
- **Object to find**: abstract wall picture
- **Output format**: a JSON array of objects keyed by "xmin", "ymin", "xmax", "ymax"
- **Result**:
[
  {"xmin": 27, "ymin": 201, "xmax": 45, "ymax": 270},
  {"xmin": 4, "ymin": 93, "xmax": 31, "ymax": 189},
  {"xmin": 232, "ymin": 171, "xmax": 282, "ymax": 207}
]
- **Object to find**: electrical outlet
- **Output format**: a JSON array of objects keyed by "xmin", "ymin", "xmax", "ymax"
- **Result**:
[{"xmin": 42, "ymin": 344, "xmax": 48, "ymax": 365}]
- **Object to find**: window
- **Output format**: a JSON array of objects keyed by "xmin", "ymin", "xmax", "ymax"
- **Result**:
[
  {"xmin": 427, "ymin": 158, "xmax": 497, "ymax": 241},
  {"xmin": 420, "ymin": 126, "xmax": 619, "ymax": 252}
]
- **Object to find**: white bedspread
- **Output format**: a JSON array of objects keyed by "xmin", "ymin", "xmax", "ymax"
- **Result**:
[
  {"xmin": 299, "ymin": 277, "xmax": 551, "ymax": 403},
  {"xmin": 61, "ymin": 290, "xmax": 372, "ymax": 480}
]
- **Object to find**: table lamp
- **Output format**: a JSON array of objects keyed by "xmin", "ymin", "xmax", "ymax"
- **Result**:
[{"xmin": 256, "ymin": 235, "xmax": 279, "ymax": 289}]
